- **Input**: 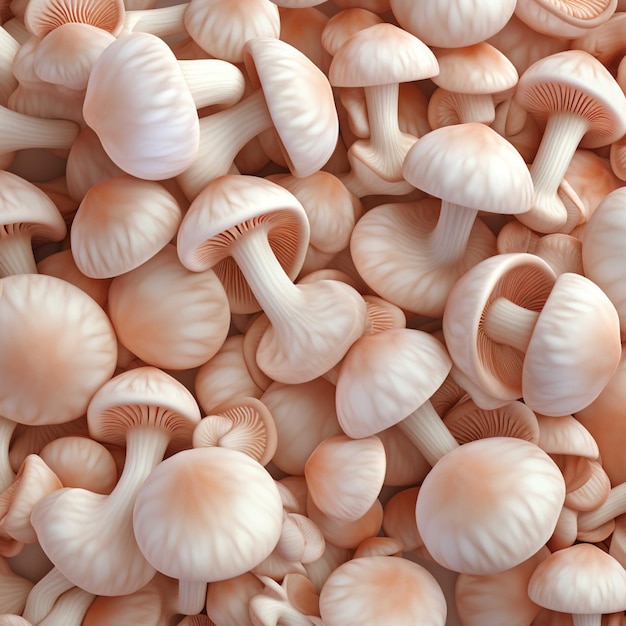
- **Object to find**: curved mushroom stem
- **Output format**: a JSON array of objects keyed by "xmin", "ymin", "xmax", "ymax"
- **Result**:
[
  {"xmin": 178, "ymin": 580, "xmax": 207, "ymax": 615},
  {"xmin": 521, "ymin": 112, "xmax": 589, "ymax": 232},
  {"xmin": 429, "ymin": 201, "xmax": 478, "ymax": 266},
  {"xmin": 482, "ymin": 297, "xmax": 540, "ymax": 352},
  {"xmin": 0, "ymin": 228, "xmax": 39, "ymax": 277},
  {"xmin": 578, "ymin": 482, "xmax": 626, "ymax": 532},
  {"xmin": 351, "ymin": 83, "xmax": 418, "ymax": 182},
  {"xmin": 177, "ymin": 89, "xmax": 273, "ymax": 199},
  {"xmin": 397, "ymin": 400, "xmax": 459, "ymax": 466},
  {"xmin": 23, "ymin": 566, "xmax": 75, "ymax": 624},
  {"xmin": 231, "ymin": 228, "xmax": 366, "ymax": 384},
  {"xmin": 123, "ymin": 3, "xmax": 187, "ymax": 37},
  {"xmin": 178, "ymin": 59, "xmax": 245, "ymax": 109},
  {"xmin": 38, "ymin": 586, "xmax": 96, "ymax": 626}
]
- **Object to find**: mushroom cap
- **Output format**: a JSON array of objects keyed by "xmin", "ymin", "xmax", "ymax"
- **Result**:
[
  {"xmin": 176, "ymin": 174, "xmax": 309, "ymax": 314},
  {"xmin": 416, "ymin": 437, "xmax": 566, "ymax": 574},
  {"xmin": 402, "ymin": 122, "xmax": 533, "ymax": 215},
  {"xmin": 0, "ymin": 170, "xmax": 66, "ymax": 242},
  {"xmin": 107, "ymin": 245, "xmax": 231, "ymax": 370},
  {"xmin": 335, "ymin": 328, "xmax": 452, "ymax": 439},
  {"xmin": 522, "ymin": 272, "xmax": 621, "ymax": 416},
  {"xmin": 132, "ymin": 447, "xmax": 283, "ymax": 582},
  {"xmin": 83, "ymin": 32, "xmax": 200, "ymax": 180},
  {"xmin": 528, "ymin": 543, "xmax": 626, "ymax": 614},
  {"xmin": 390, "ymin": 0, "xmax": 517, "ymax": 47},
  {"xmin": 432, "ymin": 43, "xmax": 518, "ymax": 94},
  {"xmin": 71, "ymin": 175, "xmax": 182, "ymax": 279},
  {"xmin": 87, "ymin": 366, "xmax": 201, "ymax": 451},
  {"xmin": 319, "ymin": 556, "xmax": 447, "ymax": 626},
  {"xmin": 0, "ymin": 274, "xmax": 117, "ymax": 426},
  {"xmin": 321, "ymin": 8, "xmax": 383, "ymax": 56},
  {"xmin": 515, "ymin": 50, "xmax": 626, "ymax": 148},
  {"xmin": 243, "ymin": 37, "xmax": 338, "ymax": 178},
  {"xmin": 329, "ymin": 23, "xmax": 438, "ymax": 87}
]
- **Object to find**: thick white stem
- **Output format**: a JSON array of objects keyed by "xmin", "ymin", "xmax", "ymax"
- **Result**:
[
  {"xmin": 429, "ymin": 201, "xmax": 478, "ymax": 266},
  {"xmin": 483, "ymin": 297, "xmax": 539, "ymax": 352},
  {"xmin": 178, "ymin": 580, "xmax": 207, "ymax": 615},
  {"xmin": 23, "ymin": 567, "xmax": 74, "ymax": 624}
]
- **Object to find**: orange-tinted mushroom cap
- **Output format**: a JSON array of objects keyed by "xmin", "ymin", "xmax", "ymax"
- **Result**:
[{"xmin": 0, "ymin": 274, "xmax": 117, "ymax": 426}]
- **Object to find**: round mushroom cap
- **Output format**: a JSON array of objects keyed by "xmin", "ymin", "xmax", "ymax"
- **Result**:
[
  {"xmin": 528, "ymin": 543, "xmax": 626, "ymax": 614},
  {"xmin": 319, "ymin": 556, "xmax": 447, "ymax": 626},
  {"xmin": 71, "ymin": 175, "xmax": 182, "ymax": 279},
  {"xmin": 132, "ymin": 446, "xmax": 283, "ymax": 582},
  {"xmin": 515, "ymin": 49, "xmax": 626, "ymax": 148},
  {"xmin": 522, "ymin": 272, "xmax": 621, "ymax": 416},
  {"xmin": 329, "ymin": 22, "xmax": 438, "ymax": 88},
  {"xmin": 87, "ymin": 366, "xmax": 201, "ymax": 451},
  {"xmin": 243, "ymin": 37, "xmax": 338, "ymax": 178},
  {"xmin": 83, "ymin": 32, "xmax": 200, "ymax": 180},
  {"xmin": 335, "ymin": 328, "xmax": 452, "ymax": 439},
  {"xmin": 416, "ymin": 437, "xmax": 566, "ymax": 574},
  {"xmin": 177, "ymin": 174, "xmax": 309, "ymax": 314},
  {"xmin": 0, "ymin": 274, "xmax": 117, "ymax": 426},
  {"xmin": 321, "ymin": 8, "xmax": 383, "ymax": 56},
  {"xmin": 402, "ymin": 123, "xmax": 533, "ymax": 215}
]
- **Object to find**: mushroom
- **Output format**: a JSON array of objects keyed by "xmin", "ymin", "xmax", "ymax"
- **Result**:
[
  {"xmin": 132, "ymin": 447, "xmax": 283, "ymax": 614},
  {"xmin": 177, "ymin": 174, "xmax": 366, "ymax": 384},
  {"xmin": 527, "ymin": 543, "xmax": 626, "ymax": 625}
]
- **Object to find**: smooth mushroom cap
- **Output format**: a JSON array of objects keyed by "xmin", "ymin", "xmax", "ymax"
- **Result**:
[
  {"xmin": 336, "ymin": 328, "xmax": 452, "ymax": 439},
  {"xmin": 133, "ymin": 447, "xmax": 283, "ymax": 582},
  {"xmin": 176, "ymin": 174, "xmax": 309, "ymax": 314},
  {"xmin": 416, "ymin": 437, "xmax": 566, "ymax": 574},
  {"xmin": 107, "ymin": 245, "xmax": 231, "ymax": 370},
  {"xmin": 244, "ymin": 37, "xmax": 338, "ymax": 177},
  {"xmin": 71, "ymin": 175, "xmax": 182, "ymax": 279},
  {"xmin": 528, "ymin": 543, "xmax": 626, "ymax": 615},
  {"xmin": 0, "ymin": 274, "xmax": 117, "ymax": 425},
  {"xmin": 83, "ymin": 32, "xmax": 200, "ymax": 180},
  {"xmin": 319, "ymin": 556, "xmax": 447, "ymax": 626},
  {"xmin": 402, "ymin": 122, "xmax": 533, "ymax": 216},
  {"xmin": 321, "ymin": 8, "xmax": 383, "ymax": 56}
]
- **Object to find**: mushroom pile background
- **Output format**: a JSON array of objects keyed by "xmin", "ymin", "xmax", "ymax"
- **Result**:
[{"xmin": 2, "ymin": 0, "xmax": 626, "ymax": 624}]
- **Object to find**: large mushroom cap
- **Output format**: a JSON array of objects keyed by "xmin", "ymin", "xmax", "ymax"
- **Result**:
[
  {"xmin": 402, "ymin": 122, "xmax": 533, "ymax": 215},
  {"xmin": 515, "ymin": 49, "xmax": 626, "ymax": 148},
  {"xmin": 243, "ymin": 37, "xmax": 338, "ymax": 178},
  {"xmin": 0, "ymin": 274, "xmax": 117, "ymax": 426}
]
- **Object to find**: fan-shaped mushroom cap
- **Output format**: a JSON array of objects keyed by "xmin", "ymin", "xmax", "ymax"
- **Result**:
[
  {"xmin": 515, "ymin": 50, "xmax": 626, "ymax": 149},
  {"xmin": 108, "ymin": 245, "xmax": 230, "ymax": 370},
  {"xmin": 184, "ymin": 0, "xmax": 279, "ymax": 63},
  {"xmin": 319, "ymin": 556, "xmax": 446, "ymax": 626},
  {"xmin": 403, "ymin": 122, "xmax": 533, "ymax": 216},
  {"xmin": 244, "ymin": 37, "xmax": 338, "ymax": 178},
  {"xmin": 389, "ymin": 0, "xmax": 517, "ymax": 47},
  {"xmin": 71, "ymin": 175, "xmax": 182, "ymax": 279},
  {"xmin": 416, "ymin": 437, "xmax": 566, "ymax": 574},
  {"xmin": 177, "ymin": 174, "xmax": 309, "ymax": 314},
  {"xmin": 83, "ymin": 32, "xmax": 200, "ymax": 180},
  {"xmin": 528, "ymin": 543, "xmax": 626, "ymax": 615},
  {"xmin": 336, "ymin": 328, "xmax": 451, "ymax": 438},
  {"xmin": 0, "ymin": 274, "xmax": 117, "ymax": 425},
  {"xmin": 87, "ymin": 366, "xmax": 201, "ymax": 452},
  {"xmin": 133, "ymin": 447, "xmax": 283, "ymax": 582}
]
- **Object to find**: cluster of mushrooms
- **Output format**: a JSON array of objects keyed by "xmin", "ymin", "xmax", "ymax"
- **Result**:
[{"xmin": 3, "ymin": 0, "xmax": 626, "ymax": 624}]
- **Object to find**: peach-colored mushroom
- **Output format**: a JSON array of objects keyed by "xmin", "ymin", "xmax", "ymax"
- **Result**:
[
  {"xmin": 0, "ymin": 558, "xmax": 33, "ymax": 615},
  {"xmin": 205, "ymin": 572, "xmax": 265, "ymax": 626},
  {"xmin": 177, "ymin": 174, "xmax": 366, "ymax": 384},
  {"xmin": 133, "ymin": 446, "xmax": 283, "ymax": 614}
]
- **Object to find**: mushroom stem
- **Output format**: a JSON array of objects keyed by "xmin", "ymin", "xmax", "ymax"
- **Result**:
[
  {"xmin": 578, "ymin": 482, "xmax": 626, "ymax": 532},
  {"xmin": 178, "ymin": 59, "xmax": 245, "ymax": 109},
  {"xmin": 454, "ymin": 92, "xmax": 496, "ymax": 124},
  {"xmin": 483, "ymin": 297, "xmax": 539, "ymax": 352},
  {"xmin": 429, "ymin": 201, "xmax": 478, "ymax": 266},
  {"xmin": 397, "ymin": 400, "xmax": 459, "ymax": 466},
  {"xmin": 124, "ymin": 3, "xmax": 188, "ymax": 37},
  {"xmin": 0, "ymin": 417, "xmax": 16, "ymax": 491},
  {"xmin": 573, "ymin": 615, "xmax": 600, "ymax": 626},
  {"xmin": 525, "ymin": 112, "xmax": 590, "ymax": 231},
  {"xmin": 178, "ymin": 580, "xmax": 207, "ymax": 615},
  {"xmin": 38, "ymin": 586, "xmax": 96, "ymax": 626},
  {"xmin": 0, "ymin": 228, "xmax": 38, "ymax": 277},
  {"xmin": 23, "ymin": 566, "xmax": 74, "ymax": 624}
]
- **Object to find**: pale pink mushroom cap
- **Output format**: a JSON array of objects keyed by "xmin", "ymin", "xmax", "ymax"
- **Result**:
[
  {"xmin": 390, "ymin": 0, "xmax": 517, "ymax": 47},
  {"xmin": 319, "ymin": 556, "xmax": 447, "ymax": 626},
  {"xmin": 244, "ymin": 36, "xmax": 338, "ymax": 178},
  {"xmin": 71, "ymin": 175, "xmax": 182, "ymax": 279},
  {"xmin": 133, "ymin": 446, "xmax": 283, "ymax": 582},
  {"xmin": 321, "ymin": 8, "xmax": 383, "ymax": 56},
  {"xmin": 83, "ymin": 32, "xmax": 200, "ymax": 180},
  {"xmin": 0, "ymin": 274, "xmax": 117, "ymax": 425},
  {"xmin": 528, "ymin": 543, "xmax": 626, "ymax": 616},
  {"xmin": 416, "ymin": 437, "xmax": 566, "ymax": 574}
]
